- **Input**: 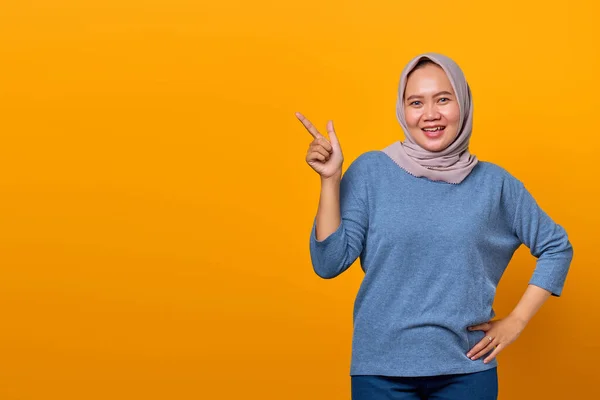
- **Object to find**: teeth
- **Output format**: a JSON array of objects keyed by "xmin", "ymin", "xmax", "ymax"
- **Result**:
[{"xmin": 423, "ymin": 127, "xmax": 444, "ymax": 132}]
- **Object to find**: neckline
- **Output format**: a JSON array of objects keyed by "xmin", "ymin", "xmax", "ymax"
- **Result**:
[{"xmin": 377, "ymin": 150, "xmax": 481, "ymax": 185}]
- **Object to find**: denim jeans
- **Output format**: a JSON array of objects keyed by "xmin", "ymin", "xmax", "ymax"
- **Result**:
[{"xmin": 351, "ymin": 367, "xmax": 498, "ymax": 400}]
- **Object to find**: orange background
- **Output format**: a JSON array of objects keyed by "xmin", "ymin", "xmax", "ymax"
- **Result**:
[{"xmin": 0, "ymin": 0, "xmax": 597, "ymax": 399}]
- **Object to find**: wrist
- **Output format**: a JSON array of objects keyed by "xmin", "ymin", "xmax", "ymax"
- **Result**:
[
  {"xmin": 507, "ymin": 312, "xmax": 529, "ymax": 329},
  {"xmin": 321, "ymin": 171, "xmax": 342, "ymax": 185}
]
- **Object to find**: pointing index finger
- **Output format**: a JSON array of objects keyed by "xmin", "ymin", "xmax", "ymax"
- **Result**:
[{"xmin": 295, "ymin": 112, "xmax": 323, "ymax": 139}]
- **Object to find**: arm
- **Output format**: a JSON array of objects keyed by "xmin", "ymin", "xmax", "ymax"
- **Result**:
[
  {"xmin": 468, "ymin": 283, "xmax": 553, "ymax": 362},
  {"xmin": 314, "ymin": 172, "xmax": 342, "ymax": 241},
  {"xmin": 468, "ymin": 181, "xmax": 574, "ymax": 362},
  {"xmin": 509, "ymin": 283, "xmax": 552, "ymax": 326},
  {"xmin": 309, "ymin": 158, "xmax": 369, "ymax": 279},
  {"xmin": 512, "ymin": 182, "xmax": 574, "ymax": 297}
]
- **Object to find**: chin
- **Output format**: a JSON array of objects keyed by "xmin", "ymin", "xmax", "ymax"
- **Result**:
[
  {"xmin": 414, "ymin": 136, "xmax": 450, "ymax": 152},
  {"xmin": 421, "ymin": 143, "xmax": 449, "ymax": 152}
]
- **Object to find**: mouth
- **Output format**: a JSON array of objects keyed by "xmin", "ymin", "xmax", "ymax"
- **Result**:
[{"xmin": 421, "ymin": 126, "xmax": 446, "ymax": 138}]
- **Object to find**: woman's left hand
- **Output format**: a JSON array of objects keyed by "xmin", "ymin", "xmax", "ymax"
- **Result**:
[{"xmin": 466, "ymin": 314, "xmax": 528, "ymax": 363}]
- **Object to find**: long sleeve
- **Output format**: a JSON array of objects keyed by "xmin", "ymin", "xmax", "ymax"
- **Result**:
[
  {"xmin": 303, "ymin": 153, "xmax": 578, "ymax": 376},
  {"xmin": 304, "ymin": 153, "xmax": 578, "ymax": 376},
  {"xmin": 512, "ymin": 181, "xmax": 574, "ymax": 296},
  {"xmin": 308, "ymin": 157, "xmax": 369, "ymax": 279}
]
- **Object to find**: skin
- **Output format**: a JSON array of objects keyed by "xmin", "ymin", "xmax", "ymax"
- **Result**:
[
  {"xmin": 295, "ymin": 112, "xmax": 344, "ymax": 242},
  {"xmin": 467, "ymin": 284, "xmax": 551, "ymax": 363},
  {"xmin": 403, "ymin": 63, "xmax": 461, "ymax": 152}
]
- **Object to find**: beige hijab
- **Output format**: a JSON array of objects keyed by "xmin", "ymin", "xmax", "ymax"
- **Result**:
[{"xmin": 382, "ymin": 52, "xmax": 478, "ymax": 184}]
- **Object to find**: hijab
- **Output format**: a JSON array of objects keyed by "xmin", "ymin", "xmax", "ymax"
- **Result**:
[{"xmin": 382, "ymin": 52, "xmax": 478, "ymax": 184}]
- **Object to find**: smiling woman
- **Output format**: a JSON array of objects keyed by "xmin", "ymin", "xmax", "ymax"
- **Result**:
[
  {"xmin": 382, "ymin": 53, "xmax": 478, "ymax": 184},
  {"xmin": 403, "ymin": 60, "xmax": 461, "ymax": 152},
  {"xmin": 300, "ymin": 52, "xmax": 574, "ymax": 400}
]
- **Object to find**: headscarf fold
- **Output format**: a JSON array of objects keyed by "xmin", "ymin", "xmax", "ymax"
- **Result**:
[{"xmin": 382, "ymin": 52, "xmax": 478, "ymax": 184}]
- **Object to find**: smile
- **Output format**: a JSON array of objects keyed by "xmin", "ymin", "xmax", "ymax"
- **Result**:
[{"xmin": 422, "ymin": 126, "xmax": 446, "ymax": 138}]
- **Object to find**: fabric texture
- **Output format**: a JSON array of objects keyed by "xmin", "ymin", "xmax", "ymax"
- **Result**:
[
  {"xmin": 383, "ymin": 52, "xmax": 478, "ymax": 184},
  {"xmin": 309, "ymin": 151, "xmax": 573, "ymax": 377},
  {"xmin": 351, "ymin": 367, "xmax": 498, "ymax": 399}
]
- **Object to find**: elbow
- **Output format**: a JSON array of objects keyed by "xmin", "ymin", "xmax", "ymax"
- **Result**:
[
  {"xmin": 314, "ymin": 270, "xmax": 337, "ymax": 279},
  {"xmin": 312, "ymin": 262, "xmax": 345, "ymax": 279},
  {"xmin": 560, "ymin": 225, "xmax": 574, "ymax": 258},
  {"xmin": 537, "ymin": 228, "xmax": 574, "ymax": 260},
  {"xmin": 310, "ymin": 253, "xmax": 348, "ymax": 279},
  {"xmin": 559, "ymin": 237, "xmax": 574, "ymax": 261}
]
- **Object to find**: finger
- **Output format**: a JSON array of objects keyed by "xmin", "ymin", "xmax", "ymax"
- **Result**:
[
  {"xmin": 326, "ymin": 120, "xmax": 340, "ymax": 147},
  {"xmin": 307, "ymin": 150, "xmax": 327, "ymax": 162},
  {"xmin": 314, "ymin": 137, "xmax": 333, "ymax": 153},
  {"xmin": 470, "ymin": 337, "xmax": 496, "ymax": 360},
  {"xmin": 309, "ymin": 145, "xmax": 330, "ymax": 159},
  {"xmin": 470, "ymin": 342, "xmax": 495, "ymax": 360},
  {"xmin": 468, "ymin": 322, "xmax": 492, "ymax": 331},
  {"xmin": 296, "ymin": 112, "xmax": 323, "ymax": 139},
  {"xmin": 466, "ymin": 334, "xmax": 494, "ymax": 358},
  {"xmin": 483, "ymin": 343, "xmax": 503, "ymax": 364}
]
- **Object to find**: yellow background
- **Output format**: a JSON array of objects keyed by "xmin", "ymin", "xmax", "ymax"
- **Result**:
[{"xmin": 0, "ymin": 0, "xmax": 597, "ymax": 398}]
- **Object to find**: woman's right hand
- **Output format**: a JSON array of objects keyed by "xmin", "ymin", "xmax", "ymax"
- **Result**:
[{"xmin": 295, "ymin": 112, "xmax": 344, "ymax": 179}]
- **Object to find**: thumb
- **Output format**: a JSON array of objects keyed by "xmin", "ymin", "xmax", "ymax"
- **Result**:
[
  {"xmin": 326, "ymin": 120, "xmax": 340, "ymax": 148},
  {"xmin": 468, "ymin": 322, "xmax": 492, "ymax": 331}
]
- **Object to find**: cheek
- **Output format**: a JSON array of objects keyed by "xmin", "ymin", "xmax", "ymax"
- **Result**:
[
  {"xmin": 442, "ymin": 104, "xmax": 460, "ymax": 125},
  {"xmin": 404, "ymin": 109, "xmax": 421, "ymax": 128}
]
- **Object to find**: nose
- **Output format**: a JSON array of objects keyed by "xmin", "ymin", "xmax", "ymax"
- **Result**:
[{"xmin": 423, "ymin": 103, "xmax": 441, "ymax": 120}]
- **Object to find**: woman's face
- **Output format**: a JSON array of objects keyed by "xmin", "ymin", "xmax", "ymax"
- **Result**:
[{"xmin": 403, "ymin": 63, "xmax": 460, "ymax": 152}]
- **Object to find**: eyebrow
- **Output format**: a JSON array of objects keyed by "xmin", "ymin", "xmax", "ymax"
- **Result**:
[{"xmin": 405, "ymin": 91, "xmax": 453, "ymax": 102}]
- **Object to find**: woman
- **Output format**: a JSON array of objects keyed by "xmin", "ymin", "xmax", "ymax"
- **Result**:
[{"xmin": 295, "ymin": 52, "xmax": 574, "ymax": 399}]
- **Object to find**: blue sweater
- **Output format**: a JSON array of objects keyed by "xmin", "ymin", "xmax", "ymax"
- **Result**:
[{"xmin": 309, "ymin": 150, "xmax": 573, "ymax": 377}]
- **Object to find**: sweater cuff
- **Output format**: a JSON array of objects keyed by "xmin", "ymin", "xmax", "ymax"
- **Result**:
[
  {"xmin": 310, "ymin": 216, "xmax": 344, "ymax": 248},
  {"xmin": 528, "ymin": 256, "xmax": 572, "ymax": 297},
  {"xmin": 309, "ymin": 217, "xmax": 348, "ymax": 277}
]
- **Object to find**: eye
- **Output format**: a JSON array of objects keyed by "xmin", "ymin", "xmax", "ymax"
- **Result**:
[
  {"xmin": 409, "ymin": 101, "xmax": 421, "ymax": 106},
  {"xmin": 439, "ymin": 97, "xmax": 450, "ymax": 103}
]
